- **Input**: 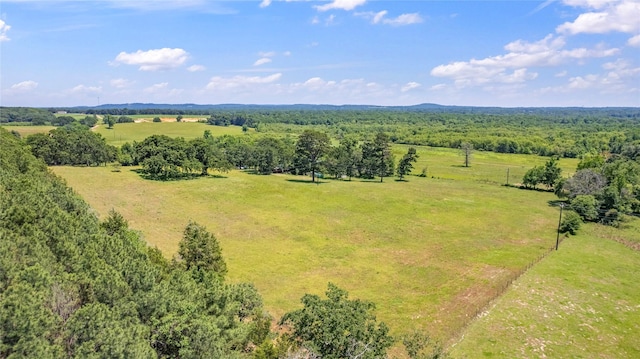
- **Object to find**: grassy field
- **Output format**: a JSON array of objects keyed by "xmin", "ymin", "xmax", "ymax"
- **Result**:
[
  {"xmin": 450, "ymin": 222, "xmax": 640, "ymax": 358},
  {"xmin": 52, "ymin": 162, "xmax": 572, "ymax": 344},
  {"xmin": 1, "ymin": 124, "xmax": 56, "ymax": 137},
  {"xmin": 94, "ymin": 122, "xmax": 248, "ymax": 147}
]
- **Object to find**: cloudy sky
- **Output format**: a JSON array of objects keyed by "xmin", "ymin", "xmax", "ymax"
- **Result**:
[{"xmin": 1, "ymin": 0, "xmax": 639, "ymax": 107}]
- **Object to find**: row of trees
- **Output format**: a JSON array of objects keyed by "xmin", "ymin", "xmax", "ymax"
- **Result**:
[{"xmin": 115, "ymin": 130, "xmax": 419, "ymax": 182}]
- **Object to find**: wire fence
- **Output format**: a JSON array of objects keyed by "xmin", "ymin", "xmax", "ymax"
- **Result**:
[{"xmin": 448, "ymin": 235, "xmax": 566, "ymax": 346}]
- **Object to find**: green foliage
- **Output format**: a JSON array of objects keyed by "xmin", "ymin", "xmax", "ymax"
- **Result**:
[
  {"xmin": 397, "ymin": 147, "xmax": 419, "ymax": 180},
  {"xmin": 294, "ymin": 129, "xmax": 330, "ymax": 182},
  {"xmin": 104, "ymin": 115, "xmax": 116, "ymax": 129},
  {"xmin": 80, "ymin": 115, "xmax": 98, "ymax": 127},
  {"xmin": 178, "ymin": 221, "xmax": 227, "ymax": 278},
  {"xmin": 280, "ymin": 283, "xmax": 393, "ymax": 359},
  {"xmin": 522, "ymin": 165, "xmax": 544, "ymax": 189},
  {"xmin": 101, "ymin": 209, "xmax": 129, "ymax": 236},
  {"xmin": 560, "ymin": 210, "xmax": 582, "ymax": 235},
  {"xmin": 153, "ymin": 117, "xmax": 162, "ymax": 123},
  {"xmin": 401, "ymin": 330, "xmax": 449, "ymax": 359},
  {"xmin": 51, "ymin": 115, "xmax": 76, "ymax": 127},
  {"xmin": 522, "ymin": 157, "xmax": 563, "ymax": 190},
  {"xmin": 26, "ymin": 127, "xmax": 116, "ymax": 166},
  {"xmin": 460, "ymin": 142, "xmax": 473, "ymax": 167},
  {"xmin": 571, "ymin": 195, "xmax": 599, "ymax": 221},
  {"xmin": 0, "ymin": 128, "xmax": 267, "ymax": 358},
  {"xmin": 0, "ymin": 107, "xmax": 56, "ymax": 125}
]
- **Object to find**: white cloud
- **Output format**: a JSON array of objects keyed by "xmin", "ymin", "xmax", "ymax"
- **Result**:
[
  {"xmin": 383, "ymin": 13, "xmax": 423, "ymax": 26},
  {"xmin": 187, "ymin": 64, "xmax": 206, "ymax": 72},
  {"xmin": 0, "ymin": 20, "xmax": 11, "ymax": 42},
  {"xmin": 10, "ymin": 80, "xmax": 38, "ymax": 92},
  {"xmin": 259, "ymin": 51, "xmax": 277, "ymax": 58},
  {"xmin": 557, "ymin": 0, "xmax": 640, "ymax": 34},
  {"xmin": 315, "ymin": 0, "xmax": 366, "ymax": 12},
  {"xmin": 112, "ymin": 48, "xmax": 189, "ymax": 71},
  {"xmin": 254, "ymin": 58, "xmax": 273, "ymax": 66},
  {"xmin": 70, "ymin": 84, "xmax": 102, "ymax": 94},
  {"xmin": 628, "ymin": 34, "xmax": 640, "ymax": 47},
  {"xmin": 144, "ymin": 82, "xmax": 169, "ymax": 93},
  {"xmin": 357, "ymin": 11, "xmax": 423, "ymax": 26},
  {"xmin": 206, "ymin": 73, "xmax": 282, "ymax": 90},
  {"xmin": 431, "ymin": 34, "xmax": 618, "ymax": 87},
  {"xmin": 110, "ymin": 78, "xmax": 135, "ymax": 88},
  {"xmin": 555, "ymin": 70, "xmax": 568, "ymax": 77},
  {"xmin": 401, "ymin": 82, "xmax": 421, "ymax": 92},
  {"xmin": 259, "ymin": 0, "xmax": 272, "ymax": 8}
]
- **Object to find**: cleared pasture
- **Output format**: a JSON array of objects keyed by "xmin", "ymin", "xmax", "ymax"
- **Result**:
[
  {"xmin": 52, "ymin": 163, "xmax": 568, "ymax": 343},
  {"xmin": 1, "ymin": 125, "xmax": 56, "ymax": 136},
  {"xmin": 450, "ymin": 222, "xmax": 640, "ymax": 358},
  {"xmin": 94, "ymin": 122, "xmax": 248, "ymax": 147}
]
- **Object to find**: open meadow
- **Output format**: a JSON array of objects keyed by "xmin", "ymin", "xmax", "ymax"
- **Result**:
[
  {"xmin": 450, "ymin": 222, "xmax": 640, "ymax": 358},
  {"xmin": 52, "ymin": 157, "xmax": 576, "ymax": 345}
]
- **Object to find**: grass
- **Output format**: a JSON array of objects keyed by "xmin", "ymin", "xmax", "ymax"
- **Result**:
[
  {"xmin": 52, "ymin": 163, "xmax": 569, "ymax": 345},
  {"xmin": 1, "ymin": 125, "xmax": 56, "ymax": 137},
  {"xmin": 94, "ymin": 122, "xmax": 249, "ymax": 147},
  {"xmin": 449, "ymin": 222, "xmax": 640, "ymax": 358},
  {"xmin": 392, "ymin": 145, "xmax": 578, "ymax": 186}
]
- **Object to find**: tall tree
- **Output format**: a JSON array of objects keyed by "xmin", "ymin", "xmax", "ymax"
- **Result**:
[
  {"xmin": 178, "ymin": 221, "xmax": 227, "ymax": 279},
  {"xmin": 294, "ymin": 130, "xmax": 330, "ymax": 183},
  {"xmin": 397, "ymin": 147, "xmax": 419, "ymax": 180},
  {"xmin": 373, "ymin": 132, "xmax": 394, "ymax": 182},
  {"xmin": 460, "ymin": 142, "xmax": 473, "ymax": 167}
]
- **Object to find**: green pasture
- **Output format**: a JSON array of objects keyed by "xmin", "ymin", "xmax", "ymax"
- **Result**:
[
  {"xmin": 1, "ymin": 124, "xmax": 56, "ymax": 137},
  {"xmin": 54, "ymin": 112, "xmax": 88, "ymax": 120},
  {"xmin": 52, "ymin": 163, "xmax": 568, "ymax": 344},
  {"xmin": 450, "ymin": 222, "xmax": 640, "ymax": 358},
  {"xmin": 95, "ymin": 122, "xmax": 248, "ymax": 147},
  {"xmin": 392, "ymin": 145, "xmax": 578, "ymax": 185}
]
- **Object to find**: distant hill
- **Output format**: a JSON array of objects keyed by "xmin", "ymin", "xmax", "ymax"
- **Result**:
[{"xmin": 43, "ymin": 103, "xmax": 640, "ymax": 117}]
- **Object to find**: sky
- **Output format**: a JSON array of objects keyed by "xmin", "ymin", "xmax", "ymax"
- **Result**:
[{"xmin": 1, "ymin": 0, "xmax": 639, "ymax": 107}]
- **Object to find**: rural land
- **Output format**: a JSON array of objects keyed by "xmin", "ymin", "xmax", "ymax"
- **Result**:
[{"xmin": 1, "ymin": 104, "xmax": 639, "ymax": 358}]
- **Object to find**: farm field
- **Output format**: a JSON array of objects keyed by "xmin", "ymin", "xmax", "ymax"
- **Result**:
[
  {"xmin": 1, "ymin": 124, "xmax": 56, "ymax": 136},
  {"xmin": 450, "ymin": 222, "xmax": 640, "ymax": 358},
  {"xmin": 52, "ymin": 161, "xmax": 572, "ymax": 343},
  {"xmin": 94, "ymin": 121, "xmax": 248, "ymax": 147}
]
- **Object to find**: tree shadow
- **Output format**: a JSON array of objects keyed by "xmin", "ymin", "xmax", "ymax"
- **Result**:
[
  {"xmin": 547, "ymin": 199, "xmax": 568, "ymax": 207},
  {"xmin": 131, "ymin": 168, "xmax": 226, "ymax": 181},
  {"xmin": 285, "ymin": 179, "xmax": 326, "ymax": 184}
]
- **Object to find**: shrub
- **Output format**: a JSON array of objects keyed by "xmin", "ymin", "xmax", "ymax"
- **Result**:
[
  {"xmin": 571, "ymin": 195, "xmax": 599, "ymax": 221},
  {"xmin": 559, "ymin": 210, "xmax": 582, "ymax": 235},
  {"xmin": 153, "ymin": 117, "xmax": 162, "ymax": 123}
]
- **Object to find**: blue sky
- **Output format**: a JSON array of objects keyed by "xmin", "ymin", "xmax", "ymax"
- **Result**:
[{"xmin": 1, "ymin": 0, "xmax": 639, "ymax": 107}]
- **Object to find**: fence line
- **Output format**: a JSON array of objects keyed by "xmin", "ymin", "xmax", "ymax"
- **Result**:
[{"xmin": 448, "ymin": 235, "xmax": 566, "ymax": 347}]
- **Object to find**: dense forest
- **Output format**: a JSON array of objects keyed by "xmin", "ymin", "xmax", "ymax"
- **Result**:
[{"xmin": 3, "ymin": 105, "xmax": 640, "ymax": 158}]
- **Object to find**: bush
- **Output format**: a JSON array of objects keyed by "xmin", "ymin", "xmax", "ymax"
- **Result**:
[
  {"xmin": 559, "ymin": 210, "xmax": 582, "ymax": 235},
  {"xmin": 153, "ymin": 117, "xmax": 162, "ymax": 123},
  {"xmin": 571, "ymin": 195, "xmax": 599, "ymax": 221}
]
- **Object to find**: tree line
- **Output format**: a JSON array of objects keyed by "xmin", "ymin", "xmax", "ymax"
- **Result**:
[
  {"xmin": 519, "ymin": 145, "xmax": 640, "ymax": 231},
  {"xmin": 116, "ymin": 130, "xmax": 418, "ymax": 182},
  {"xmin": 5, "ymin": 106, "xmax": 639, "ymax": 159}
]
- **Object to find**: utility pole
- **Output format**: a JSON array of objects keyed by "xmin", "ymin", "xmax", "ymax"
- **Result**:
[{"xmin": 555, "ymin": 203, "xmax": 565, "ymax": 250}]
